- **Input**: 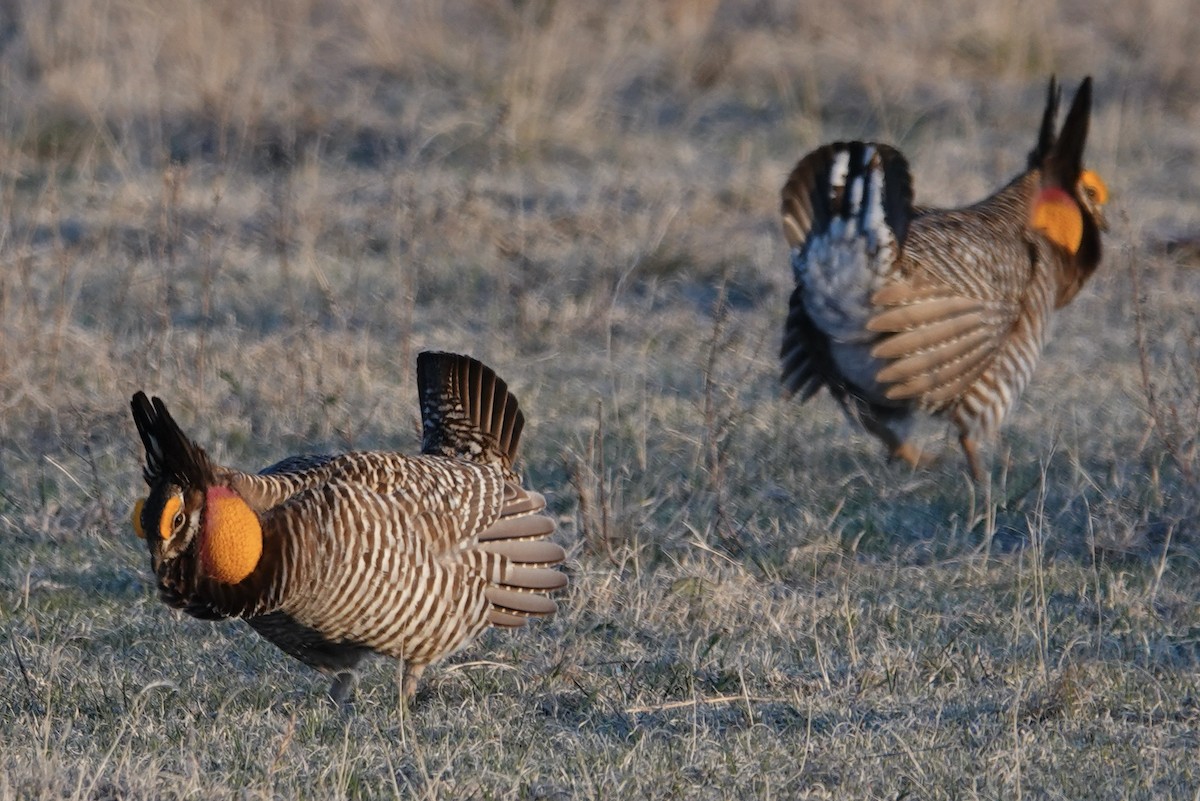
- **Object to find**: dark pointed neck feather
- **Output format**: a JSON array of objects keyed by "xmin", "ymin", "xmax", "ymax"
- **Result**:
[
  {"xmin": 1028, "ymin": 76, "xmax": 1061, "ymax": 170},
  {"xmin": 1047, "ymin": 77, "xmax": 1092, "ymax": 188},
  {"xmin": 131, "ymin": 392, "xmax": 215, "ymax": 488}
]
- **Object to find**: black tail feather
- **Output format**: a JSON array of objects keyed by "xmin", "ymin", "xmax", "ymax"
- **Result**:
[{"xmin": 417, "ymin": 352, "xmax": 525, "ymax": 469}]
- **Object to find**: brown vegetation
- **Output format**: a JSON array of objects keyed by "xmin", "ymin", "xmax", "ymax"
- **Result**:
[{"xmin": 1, "ymin": 1, "xmax": 1198, "ymax": 798}]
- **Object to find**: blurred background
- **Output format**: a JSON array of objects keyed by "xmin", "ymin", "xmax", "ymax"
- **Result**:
[{"xmin": 1, "ymin": 1, "xmax": 1198, "ymax": 798}]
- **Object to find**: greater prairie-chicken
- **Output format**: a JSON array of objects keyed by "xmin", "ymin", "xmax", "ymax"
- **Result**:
[
  {"xmin": 131, "ymin": 352, "xmax": 566, "ymax": 703},
  {"xmin": 779, "ymin": 77, "xmax": 1109, "ymax": 479}
]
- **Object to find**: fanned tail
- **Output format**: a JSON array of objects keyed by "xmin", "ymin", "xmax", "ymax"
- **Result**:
[
  {"xmin": 417, "ymin": 351, "xmax": 525, "ymax": 472},
  {"xmin": 779, "ymin": 141, "xmax": 915, "ymax": 400},
  {"xmin": 781, "ymin": 141, "xmax": 914, "ymax": 253}
]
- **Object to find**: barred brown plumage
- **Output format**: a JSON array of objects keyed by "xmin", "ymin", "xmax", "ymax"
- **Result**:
[
  {"xmin": 779, "ymin": 77, "xmax": 1109, "ymax": 480},
  {"xmin": 130, "ymin": 351, "xmax": 567, "ymax": 704}
]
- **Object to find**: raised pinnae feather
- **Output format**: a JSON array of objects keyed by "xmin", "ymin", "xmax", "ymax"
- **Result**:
[
  {"xmin": 1046, "ymin": 77, "xmax": 1091, "ymax": 188},
  {"xmin": 130, "ymin": 391, "xmax": 164, "ymax": 483},
  {"xmin": 130, "ymin": 391, "xmax": 214, "ymax": 487},
  {"xmin": 1028, "ymin": 76, "xmax": 1061, "ymax": 169}
]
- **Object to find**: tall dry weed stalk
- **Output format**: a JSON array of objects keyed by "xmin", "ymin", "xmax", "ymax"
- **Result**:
[
  {"xmin": 701, "ymin": 281, "xmax": 736, "ymax": 550},
  {"xmin": 1128, "ymin": 247, "xmax": 1199, "ymax": 569},
  {"xmin": 1130, "ymin": 250, "xmax": 1199, "ymax": 489},
  {"xmin": 567, "ymin": 400, "xmax": 621, "ymax": 567}
]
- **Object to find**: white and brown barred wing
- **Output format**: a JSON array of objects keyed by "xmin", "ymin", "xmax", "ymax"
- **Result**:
[{"xmin": 866, "ymin": 196, "xmax": 1047, "ymax": 423}]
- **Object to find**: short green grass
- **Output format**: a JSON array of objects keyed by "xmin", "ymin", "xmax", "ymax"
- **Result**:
[{"xmin": 2, "ymin": 1, "xmax": 1199, "ymax": 798}]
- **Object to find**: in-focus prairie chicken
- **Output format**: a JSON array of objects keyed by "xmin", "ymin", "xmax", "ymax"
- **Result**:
[
  {"xmin": 130, "ymin": 351, "xmax": 566, "ymax": 703},
  {"xmin": 780, "ymin": 77, "xmax": 1109, "ymax": 479}
]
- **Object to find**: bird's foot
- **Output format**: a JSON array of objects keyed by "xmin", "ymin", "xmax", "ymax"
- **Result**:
[{"xmin": 891, "ymin": 442, "xmax": 938, "ymax": 471}]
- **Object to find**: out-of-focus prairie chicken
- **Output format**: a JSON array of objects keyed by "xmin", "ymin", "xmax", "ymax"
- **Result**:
[
  {"xmin": 780, "ymin": 77, "xmax": 1109, "ymax": 479},
  {"xmin": 130, "ymin": 351, "xmax": 566, "ymax": 703}
]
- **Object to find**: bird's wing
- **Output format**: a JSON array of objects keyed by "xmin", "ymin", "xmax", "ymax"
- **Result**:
[
  {"xmin": 865, "ymin": 280, "xmax": 1022, "ymax": 410},
  {"xmin": 268, "ymin": 476, "xmax": 563, "ymax": 633}
]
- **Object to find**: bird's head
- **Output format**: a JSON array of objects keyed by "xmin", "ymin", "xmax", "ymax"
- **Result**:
[
  {"xmin": 130, "ymin": 393, "xmax": 262, "ymax": 585},
  {"xmin": 1026, "ymin": 76, "xmax": 1108, "ymax": 305}
]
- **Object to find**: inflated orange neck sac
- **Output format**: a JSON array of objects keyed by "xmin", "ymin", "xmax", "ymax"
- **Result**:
[
  {"xmin": 1031, "ymin": 185, "xmax": 1083, "ymax": 254},
  {"xmin": 200, "ymin": 486, "xmax": 263, "ymax": 584}
]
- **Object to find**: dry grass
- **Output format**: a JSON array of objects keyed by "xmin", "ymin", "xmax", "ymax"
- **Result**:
[{"xmin": 1, "ymin": 1, "xmax": 1199, "ymax": 798}]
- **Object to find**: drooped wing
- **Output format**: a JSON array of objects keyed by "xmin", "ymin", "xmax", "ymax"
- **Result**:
[
  {"xmin": 264, "ymin": 475, "xmax": 562, "ymax": 634},
  {"xmin": 307, "ymin": 453, "xmax": 506, "ymax": 556},
  {"xmin": 865, "ymin": 281, "xmax": 1022, "ymax": 411}
]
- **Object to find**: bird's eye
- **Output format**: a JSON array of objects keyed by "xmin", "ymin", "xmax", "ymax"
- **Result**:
[
  {"xmin": 159, "ymin": 495, "xmax": 186, "ymax": 541},
  {"xmin": 1084, "ymin": 187, "xmax": 1097, "ymax": 199}
]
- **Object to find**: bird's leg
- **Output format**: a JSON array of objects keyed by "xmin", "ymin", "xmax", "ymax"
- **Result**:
[
  {"xmin": 328, "ymin": 670, "xmax": 357, "ymax": 707},
  {"xmin": 959, "ymin": 434, "xmax": 985, "ymax": 482},
  {"xmin": 891, "ymin": 441, "xmax": 938, "ymax": 470},
  {"xmin": 854, "ymin": 402, "xmax": 934, "ymax": 471},
  {"xmin": 401, "ymin": 662, "xmax": 427, "ymax": 704}
]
